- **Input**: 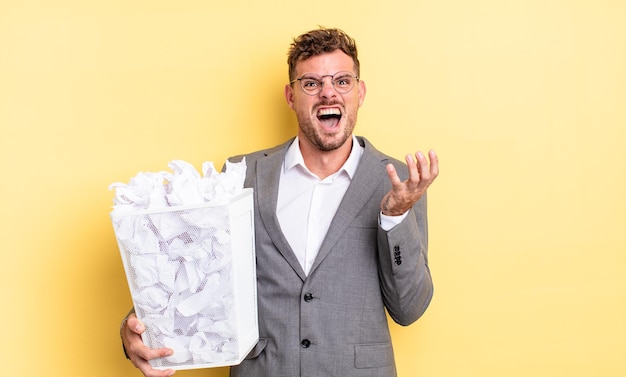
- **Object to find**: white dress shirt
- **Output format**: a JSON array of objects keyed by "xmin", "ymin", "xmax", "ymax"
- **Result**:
[{"xmin": 276, "ymin": 136, "xmax": 406, "ymax": 275}]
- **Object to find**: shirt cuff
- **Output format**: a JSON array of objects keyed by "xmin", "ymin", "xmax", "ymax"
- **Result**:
[{"xmin": 379, "ymin": 211, "xmax": 409, "ymax": 231}]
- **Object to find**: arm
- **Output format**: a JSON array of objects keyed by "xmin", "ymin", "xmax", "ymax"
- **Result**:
[
  {"xmin": 377, "ymin": 198, "xmax": 432, "ymax": 325},
  {"xmin": 377, "ymin": 150, "xmax": 439, "ymax": 325},
  {"xmin": 120, "ymin": 311, "xmax": 176, "ymax": 377}
]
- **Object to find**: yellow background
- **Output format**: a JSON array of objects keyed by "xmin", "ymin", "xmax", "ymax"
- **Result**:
[{"xmin": 1, "ymin": 1, "xmax": 625, "ymax": 376}]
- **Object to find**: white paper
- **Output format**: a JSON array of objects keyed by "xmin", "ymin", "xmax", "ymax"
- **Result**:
[{"xmin": 109, "ymin": 158, "xmax": 246, "ymax": 213}]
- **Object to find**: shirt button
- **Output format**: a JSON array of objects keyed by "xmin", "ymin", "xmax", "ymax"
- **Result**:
[
  {"xmin": 301, "ymin": 339, "xmax": 311, "ymax": 348},
  {"xmin": 303, "ymin": 293, "xmax": 314, "ymax": 302}
]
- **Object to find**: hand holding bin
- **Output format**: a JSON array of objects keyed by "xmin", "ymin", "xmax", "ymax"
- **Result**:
[{"xmin": 109, "ymin": 160, "xmax": 258, "ymax": 370}]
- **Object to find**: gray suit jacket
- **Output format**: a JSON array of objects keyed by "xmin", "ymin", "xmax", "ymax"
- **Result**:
[{"xmin": 228, "ymin": 136, "xmax": 433, "ymax": 377}]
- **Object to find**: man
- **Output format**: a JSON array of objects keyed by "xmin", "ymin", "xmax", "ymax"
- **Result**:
[{"xmin": 121, "ymin": 27, "xmax": 439, "ymax": 377}]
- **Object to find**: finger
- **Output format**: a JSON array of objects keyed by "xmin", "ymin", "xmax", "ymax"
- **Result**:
[
  {"xmin": 405, "ymin": 153, "xmax": 420, "ymax": 184},
  {"xmin": 385, "ymin": 163, "xmax": 403, "ymax": 187},
  {"xmin": 131, "ymin": 342, "xmax": 176, "ymax": 376},
  {"xmin": 408, "ymin": 152, "xmax": 429, "ymax": 185},
  {"xmin": 123, "ymin": 316, "xmax": 175, "ymax": 376},
  {"xmin": 133, "ymin": 343, "xmax": 174, "ymax": 363},
  {"xmin": 415, "ymin": 151, "xmax": 432, "ymax": 182},
  {"xmin": 134, "ymin": 353, "xmax": 176, "ymax": 377},
  {"xmin": 136, "ymin": 357, "xmax": 176, "ymax": 377},
  {"xmin": 137, "ymin": 358, "xmax": 176, "ymax": 377},
  {"xmin": 126, "ymin": 315, "xmax": 145, "ymax": 335},
  {"xmin": 125, "ymin": 327, "xmax": 174, "ymax": 362},
  {"xmin": 428, "ymin": 149, "xmax": 439, "ymax": 178},
  {"xmin": 416, "ymin": 151, "xmax": 429, "ymax": 173}
]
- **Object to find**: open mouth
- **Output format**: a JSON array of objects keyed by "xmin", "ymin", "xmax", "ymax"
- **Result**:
[{"xmin": 317, "ymin": 108, "xmax": 342, "ymax": 129}]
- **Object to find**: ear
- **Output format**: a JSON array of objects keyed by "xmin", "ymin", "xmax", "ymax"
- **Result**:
[
  {"xmin": 357, "ymin": 80, "xmax": 367, "ymax": 107},
  {"xmin": 285, "ymin": 84, "xmax": 295, "ymax": 110}
]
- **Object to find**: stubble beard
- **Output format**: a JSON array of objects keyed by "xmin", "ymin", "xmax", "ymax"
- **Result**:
[{"xmin": 298, "ymin": 110, "xmax": 356, "ymax": 152}]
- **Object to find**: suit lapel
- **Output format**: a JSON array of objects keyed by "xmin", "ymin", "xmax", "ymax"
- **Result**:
[
  {"xmin": 255, "ymin": 141, "xmax": 307, "ymax": 281},
  {"xmin": 308, "ymin": 138, "xmax": 387, "ymax": 276}
]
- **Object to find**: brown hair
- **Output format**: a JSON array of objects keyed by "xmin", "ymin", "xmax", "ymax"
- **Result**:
[{"xmin": 287, "ymin": 27, "xmax": 360, "ymax": 81}]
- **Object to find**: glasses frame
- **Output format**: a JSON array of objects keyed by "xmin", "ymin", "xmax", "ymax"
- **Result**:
[{"xmin": 290, "ymin": 71, "xmax": 360, "ymax": 96}]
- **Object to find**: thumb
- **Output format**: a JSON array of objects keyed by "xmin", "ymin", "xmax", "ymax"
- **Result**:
[
  {"xmin": 127, "ymin": 314, "xmax": 146, "ymax": 334},
  {"xmin": 386, "ymin": 163, "xmax": 401, "ymax": 187}
]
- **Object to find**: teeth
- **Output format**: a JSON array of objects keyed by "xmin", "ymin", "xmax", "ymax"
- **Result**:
[{"xmin": 317, "ymin": 108, "xmax": 341, "ymax": 117}]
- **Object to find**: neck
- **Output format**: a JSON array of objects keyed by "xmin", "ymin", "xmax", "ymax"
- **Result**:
[{"xmin": 299, "ymin": 137, "xmax": 353, "ymax": 180}]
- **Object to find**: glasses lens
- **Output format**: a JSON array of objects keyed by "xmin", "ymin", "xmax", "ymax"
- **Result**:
[
  {"xmin": 332, "ymin": 72, "xmax": 355, "ymax": 93},
  {"xmin": 300, "ymin": 78, "xmax": 322, "ymax": 94}
]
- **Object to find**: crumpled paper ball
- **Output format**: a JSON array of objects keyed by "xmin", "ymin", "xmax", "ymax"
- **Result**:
[{"xmin": 109, "ymin": 158, "xmax": 246, "ymax": 213}]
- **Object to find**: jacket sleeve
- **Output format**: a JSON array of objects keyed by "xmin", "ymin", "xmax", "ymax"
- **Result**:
[{"xmin": 376, "ymin": 192, "xmax": 433, "ymax": 326}]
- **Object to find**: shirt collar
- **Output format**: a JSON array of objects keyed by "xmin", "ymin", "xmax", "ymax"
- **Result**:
[{"xmin": 284, "ymin": 135, "xmax": 363, "ymax": 179}]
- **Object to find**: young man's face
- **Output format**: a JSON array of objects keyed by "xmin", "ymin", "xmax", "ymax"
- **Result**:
[{"xmin": 285, "ymin": 49, "xmax": 366, "ymax": 152}]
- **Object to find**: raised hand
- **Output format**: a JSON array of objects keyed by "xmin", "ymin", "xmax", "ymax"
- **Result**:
[{"xmin": 381, "ymin": 150, "xmax": 439, "ymax": 216}]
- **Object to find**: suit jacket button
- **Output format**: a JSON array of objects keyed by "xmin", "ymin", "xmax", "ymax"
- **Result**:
[
  {"xmin": 304, "ymin": 293, "xmax": 314, "ymax": 302},
  {"xmin": 301, "ymin": 339, "xmax": 311, "ymax": 348}
]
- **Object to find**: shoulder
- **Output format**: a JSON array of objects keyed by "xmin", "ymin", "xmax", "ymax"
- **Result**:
[{"xmin": 357, "ymin": 136, "xmax": 408, "ymax": 179}]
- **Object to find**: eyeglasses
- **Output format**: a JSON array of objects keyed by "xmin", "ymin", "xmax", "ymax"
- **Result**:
[{"xmin": 290, "ymin": 71, "xmax": 359, "ymax": 95}]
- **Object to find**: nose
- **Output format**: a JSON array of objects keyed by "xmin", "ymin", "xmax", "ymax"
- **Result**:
[{"xmin": 319, "ymin": 76, "xmax": 338, "ymax": 98}]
